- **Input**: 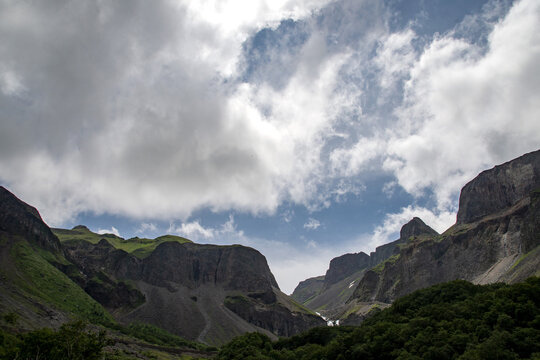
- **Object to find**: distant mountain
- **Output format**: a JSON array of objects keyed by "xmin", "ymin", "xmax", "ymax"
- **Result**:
[
  {"xmin": 0, "ymin": 187, "xmax": 324, "ymax": 347},
  {"xmin": 293, "ymin": 149, "xmax": 540, "ymax": 324},
  {"xmin": 291, "ymin": 217, "xmax": 438, "ymax": 320}
]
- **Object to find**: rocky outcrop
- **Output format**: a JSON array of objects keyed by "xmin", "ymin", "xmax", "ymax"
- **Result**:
[
  {"xmin": 352, "ymin": 149, "xmax": 540, "ymax": 303},
  {"xmin": 141, "ymin": 242, "xmax": 279, "ymax": 292},
  {"xmin": 0, "ymin": 185, "xmax": 322, "ymax": 344},
  {"xmin": 224, "ymin": 292, "xmax": 324, "ymax": 337},
  {"xmin": 457, "ymin": 149, "xmax": 540, "ymax": 224},
  {"xmin": 399, "ymin": 217, "xmax": 439, "ymax": 241},
  {"xmin": 61, "ymin": 228, "xmax": 321, "ymax": 344},
  {"xmin": 0, "ymin": 186, "xmax": 61, "ymax": 253},
  {"xmin": 64, "ymin": 238, "xmax": 279, "ymax": 293},
  {"xmin": 292, "ymin": 217, "xmax": 438, "ymax": 315},
  {"xmin": 367, "ymin": 239, "xmax": 402, "ymax": 268},
  {"xmin": 291, "ymin": 276, "xmax": 324, "ymax": 304},
  {"xmin": 323, "ymin": 252, "xmax": 370, "ymax": 289}
]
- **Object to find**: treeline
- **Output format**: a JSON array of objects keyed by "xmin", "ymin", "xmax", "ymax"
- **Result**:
[
  {"xmin": 0, "ymin": 321, "xmax": 107, "ymax": 360},
  {"xmin": 0, "ymin": 319, "xmax": 213, "ymax": 359},
  {"xmin": 216, "ymin": 277, "xmax": 540, "ymax": 360}
]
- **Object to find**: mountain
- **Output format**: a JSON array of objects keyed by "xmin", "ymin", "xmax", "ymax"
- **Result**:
[
  {"xmin": 0, "ymin": 187, "xmax": 323, "ymax": 347},
  {"xmin": 292, "ymin": 149, "xmax": 540, "ymax": 324},
  {"xmin": 0, "ymin": 187, "xmax": 115, "ymax": 331},
  {"xmin": 291, "ymin": 217, "xmax": 438, "ymax": 318},
  {"xmin": 57, "ymin": 226, "xmax": 324, "ymax": 344},
  {"xmin": 352, "ymin": 149, "xmax": 540, "ymax": 304}
]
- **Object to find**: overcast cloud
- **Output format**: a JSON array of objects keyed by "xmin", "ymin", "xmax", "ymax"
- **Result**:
[{"xmin": 1, "ymin": 0, "xmax": 539, "ymax": 293}]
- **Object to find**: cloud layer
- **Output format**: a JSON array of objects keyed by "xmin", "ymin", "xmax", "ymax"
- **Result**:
[{"xmin": 1, "ymin": 0, "xmax": 539, "ymax": 291}]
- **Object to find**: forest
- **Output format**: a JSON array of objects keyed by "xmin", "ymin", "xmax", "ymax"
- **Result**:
[{"xmin": 216, "ymin": 278, "xmax": 540, "ymax": 360}]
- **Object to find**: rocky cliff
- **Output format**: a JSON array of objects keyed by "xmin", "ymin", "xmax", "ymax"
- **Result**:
[
  {"xmin": 59, "ymin": 226, "xmax": 324, "ymax": 344},
  {"xmin": 323, "ymin": 252, "xmax": 370, "ymax": 289},
  {"xmin": 291, "ymin": 276, "xmax": 325, "ymax": 304},
  {"xmin": 0, "ymin": 188, "xmax": 113, "ymax": 330},
  {"xmin": 291, "ymin": 217, "xmax": 437, "ymax": 314},
  {"xmin": 0, "ymin": 186, "xmax": 323, "ymax": 345},
  {"xmin": 0, "ymin": 186, "xmax": 61, "ymax": 253},
  {"xmin": 457, "ymin": 150, "xmax": 540, "ymax": 224},
  {"xmin": 352, "ymin": 149, "xmax": 540, "ymax": 303}
]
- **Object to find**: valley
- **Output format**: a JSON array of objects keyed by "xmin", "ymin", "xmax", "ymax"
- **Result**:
[{"xmin": 0, "ymin": 149, "xmax": 539, "ymax": 359}]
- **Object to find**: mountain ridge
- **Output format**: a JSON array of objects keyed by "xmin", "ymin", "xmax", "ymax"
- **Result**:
[
  {"xmin": 352, "ymin": 149, "xmax": 540, "ymax": 305},
  {"xmin": 291, "ymin": 216, "xmax": 439, "ymax": 316},
  {"xmin": 292, "ymin": 149, "xmax": 540, "ymax": 324},
  {"xmin": 0, "ymin": 188, "xmax": 324, "ymax": 346}
]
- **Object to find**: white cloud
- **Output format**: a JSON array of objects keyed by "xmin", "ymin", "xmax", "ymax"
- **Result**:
[
  {"xmin": 0, "ymin": 0, "xmax": 353, "ymax": 225},
  {"xmin": 330, "ymin": 136, "xmax": 385, "ymax": 177},
  {"xmin": 303, "ymin": 217, "xmax": 321, "ymax": 230},
  {"xmin": 168, "ymin": 215, "xmax": 243, "ymax": 242},
  {"xmin": 386, "ymin": 0, "xmax": 540, "ymax": 210},
  {"xmin": 0, "ymin": 68, "xmax": 25, "ymax": 96},
  {"xmin": 168, "ymin": 220, "xmax": 217, "ymax": 240},
  {"xmin": 183, "ymin": 0, "xmax": 333, "ymax": 76},
  {"xmin": 374, "ymin": 29, "xmax": 416, "ymax": 90},
  {"xmin": 331, "ymin": 0, "xmax": 540, "ymax": 218},
  {"xmin": 1, "ymin": 0, "xmax": 538, "ymax": 293},
  {"xmin": 382, "ymin": 181, "xmax": 397, "ymax": 198},
  {"xmin": 136, "ymin": 222, "xmax": 157, "ymax": 234},
  {"xmin": 96, "ymin": 226, "xmax": 121, "ymax": 238},
  {"xmin": 281, "ymin": 209, "xmax": 294, "ymax": 223}
]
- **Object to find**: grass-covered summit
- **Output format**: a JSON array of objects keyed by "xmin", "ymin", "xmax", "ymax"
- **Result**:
[{"xmin": 52, "ymin": 225, "xmax": 192, "ymax": 258}]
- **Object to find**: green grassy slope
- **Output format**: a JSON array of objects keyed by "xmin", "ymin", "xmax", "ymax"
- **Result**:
[
  {"xmin": 52, "ymin": 226, "xmax": 192, "ymax": 258},
  {"xmin": 1, "ymin": 235, "xmax": 114, "ymax": 327}
]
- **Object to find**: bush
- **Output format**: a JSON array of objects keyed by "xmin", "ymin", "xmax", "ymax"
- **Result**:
[{"xmin": 5, "ymin": 321, "xmax": 107, "ymax": 360}]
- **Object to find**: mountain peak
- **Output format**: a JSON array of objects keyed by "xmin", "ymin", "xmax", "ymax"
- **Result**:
[
  {"xmin": 399, "ymin": 217, "xmax": 438, "ymax": 241},
  {"xmin": 0, "ymin": 186, "xmax": 42, "ymax": 221},
  {"xmin": 72, "ymin": 225, "xmax": 91, "ymax": 231},
  {"xmin": 0, "ymin": 186, "xmax": 61, "ymax": 253}
]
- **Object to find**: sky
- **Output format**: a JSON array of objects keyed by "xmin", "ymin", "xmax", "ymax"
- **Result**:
[{"xmin": 1, "ymin": 0, "xmax": 539, "ymax": 294}]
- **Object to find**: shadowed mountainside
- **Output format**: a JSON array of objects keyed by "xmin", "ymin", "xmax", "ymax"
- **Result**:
[
  {"xmin": 292, "ymin": 149, "xmax": 540, "ymax": 325},
  {"xmin": 0, "ymin": 186, "xmax": 324, "ymax": 347},
  {"xmin": 292, "ymin": 217, "xmax": 438, "ymax": 316},
  {"xmin": 352, "ymin": 149, "xmax": 540, "ymax": 303}
]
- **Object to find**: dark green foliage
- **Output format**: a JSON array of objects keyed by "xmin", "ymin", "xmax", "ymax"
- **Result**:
[
  {"xmin": 0, "ymin": 328, "xmax": 19, "ymax": 358},
  {"xmin": 216, "ymin": 278, "xmax": 540, "ymax": 360},
  {"xmin": 1, "ymin": 321, "xmax": 107, "ymax": 360},
  {"xmin": 121, "ymin": 322, "xmax": 209, "ymax": 350},
  {"xmin": 2, "ymin": 312, "xmax": 18, "ymax": 325},
  {"xmin": 217, "ymin": 332, "xmax": 274, "ymax": 360}
]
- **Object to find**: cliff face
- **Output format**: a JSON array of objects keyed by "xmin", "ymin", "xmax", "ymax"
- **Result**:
[
  {"xmin": 291, "ymin": 218, "xmax": 437, "ymax": 314},
  {"xmin": 63, "ymin": 238, "xmax": 278, "ymax": 296},
  {"xmin": 457, "ymin": 150, "xmax": 540, "ymax": 224},
  {"xmin": 352, "ymin": 149, "xmax": 540, "ymax": 303},
  {"xmin": 61, "ymin": 228, "xmax": 323, "ymax": 344},
  {"xmin": 141, "ymin": 242, "xmax": 278, "ymax": 292},
  {"xmin": 0, "ymin": 186, "xmax": 323, "ymax": 345},
  {"xmin": 0, "ymin": 186, "xmax": 61, "ymax": 253},
  {"xmin": 291, "ymin": 276, "xmax": 325, "ymax": 304},
  {"xmin": 323, "ymin": 252, "xmax": 370, "ymax": 289}
]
